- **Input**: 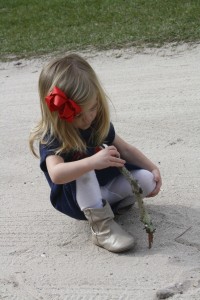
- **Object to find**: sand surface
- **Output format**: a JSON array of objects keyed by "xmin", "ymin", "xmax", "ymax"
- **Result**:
[{"xmin": 1, "ymin": 44, "xmax": 200, "ymax": 299}]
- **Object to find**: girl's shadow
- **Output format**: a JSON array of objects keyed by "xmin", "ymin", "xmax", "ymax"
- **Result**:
[{"xmin": 115, "ymin": 203, "xmax": 200, "ymax": 255}]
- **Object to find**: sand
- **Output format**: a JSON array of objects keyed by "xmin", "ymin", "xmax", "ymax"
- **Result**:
[{"xmin": 1, "ymin": 43, "xmax": 200, "ymax": 299}]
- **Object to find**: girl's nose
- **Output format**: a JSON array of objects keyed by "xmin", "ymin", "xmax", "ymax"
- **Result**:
[{"xmin": 83, "ymin": 112, "xmax": 93, "ymax": 123}]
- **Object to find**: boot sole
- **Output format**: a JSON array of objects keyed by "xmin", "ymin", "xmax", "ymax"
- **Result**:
[{"xmin": 94, "ymin": 240, "xmax": 135, "ymax": 253}]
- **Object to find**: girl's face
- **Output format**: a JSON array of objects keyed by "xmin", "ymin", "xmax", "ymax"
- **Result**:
[{"xmin": 72, "ymin": 95, "xmax": 98, "ymax": 130}]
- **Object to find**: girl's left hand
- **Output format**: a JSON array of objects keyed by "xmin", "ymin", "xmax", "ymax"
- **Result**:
[{"xmin": 147, "ymin": 168, "xmax": 162, "ymax": 197}]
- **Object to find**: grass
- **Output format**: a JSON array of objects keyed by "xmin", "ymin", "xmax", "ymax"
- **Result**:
[{"xmin": 0, "ymin": 0, "xmax": 200, "ymax": 60}]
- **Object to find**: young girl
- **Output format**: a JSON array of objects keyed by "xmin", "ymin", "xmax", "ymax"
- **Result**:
[{"xmin": 29, "ymin": 54, "xmax": 162, "ymax": 253}]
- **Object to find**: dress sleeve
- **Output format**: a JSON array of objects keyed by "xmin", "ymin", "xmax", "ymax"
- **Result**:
[
  {"xmin": 104, "ymin": 122, "xmax": 115, "ymax": 145},
  {"xmin": 39, "ymin": 138, "xmax": 63, "ymax": 172}
]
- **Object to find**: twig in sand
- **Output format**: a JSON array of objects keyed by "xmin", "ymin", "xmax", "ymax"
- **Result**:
[
  {"xmin": 175, "ymin": 226, "xmax": 192, "ymax": 241},
  {"xmin": 119, "ymin": 166, "xmax": 155, "ymax": 249}
]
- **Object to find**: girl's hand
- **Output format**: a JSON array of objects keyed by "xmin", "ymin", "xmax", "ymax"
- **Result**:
[
  {"xmin": 147, "ymin": 168, "xmax": 162, "ymax": 197},
  {"xmin": 91, "ymin": 145, "xmax": 126, "ymax": 170}
]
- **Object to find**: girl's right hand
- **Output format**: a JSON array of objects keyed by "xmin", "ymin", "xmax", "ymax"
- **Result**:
[{"xmin": 90, "ymin": 145, "xmax": 126, "ymax": 170}]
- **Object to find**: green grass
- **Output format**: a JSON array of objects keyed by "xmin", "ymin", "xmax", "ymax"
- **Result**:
[{"xmin": 1, "ymin": 0, "xmax": 200, "ymax": 60}]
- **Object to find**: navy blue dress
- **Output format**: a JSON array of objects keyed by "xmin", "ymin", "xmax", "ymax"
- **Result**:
[{"xmin": 40, "ymin": 123, "xmax": 137, "ymax": 220}]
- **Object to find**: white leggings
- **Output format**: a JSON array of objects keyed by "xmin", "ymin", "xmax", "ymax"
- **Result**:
[{"xmin": 76, "ymin": 169, "xmax": 156, "ymax": 211}]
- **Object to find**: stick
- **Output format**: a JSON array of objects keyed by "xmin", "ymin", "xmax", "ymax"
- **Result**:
[{"xmin": 119, "ymin": 166, "xmax": 155, "ymax": 248}]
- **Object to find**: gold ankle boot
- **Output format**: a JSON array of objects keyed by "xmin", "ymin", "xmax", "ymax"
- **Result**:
[
  {"xmin": 114, "ymin": 196, "xmax": 135, "ymax": 215},
  {"xmin": 83, "ymin": 200, "xmax": 135, "ymax": 253}
]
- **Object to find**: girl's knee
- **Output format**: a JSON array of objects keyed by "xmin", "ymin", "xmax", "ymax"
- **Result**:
[
  {"xmin": 132, "ymin": 169, "xmax": 156, "ymax": 197},
  {"xmin": 77, "ymin": 170, "xmax": 96, "ymax": 185}
]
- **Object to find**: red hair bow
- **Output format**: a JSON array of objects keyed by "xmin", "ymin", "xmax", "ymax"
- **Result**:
[{"xmin": 45, "ymin": 86, "xmax": 81, "ymax": 122}]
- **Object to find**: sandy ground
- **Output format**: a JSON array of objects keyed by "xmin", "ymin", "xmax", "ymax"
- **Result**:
[{"xmin": 1, "ymin": 43, "xmax": 200, "ymax": 300}]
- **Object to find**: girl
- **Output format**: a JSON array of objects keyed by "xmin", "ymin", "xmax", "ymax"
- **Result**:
[{"xmin": 29, "ymin": 54, "xmax": 162, "ymax": 253}]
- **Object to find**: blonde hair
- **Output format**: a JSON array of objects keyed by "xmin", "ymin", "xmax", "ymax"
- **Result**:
[{"xmin": 29, "ymin": 54, "xmax": 110, "ymax": 157}]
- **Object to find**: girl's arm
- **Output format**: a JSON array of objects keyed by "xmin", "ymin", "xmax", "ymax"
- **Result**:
[
  {"xmin": 46, "ymin": 145, "xmax": 126, "ymax": 184},
  {"xmin": 113, "ymin": 134, "xmax": 162, "ymax": 196}
]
